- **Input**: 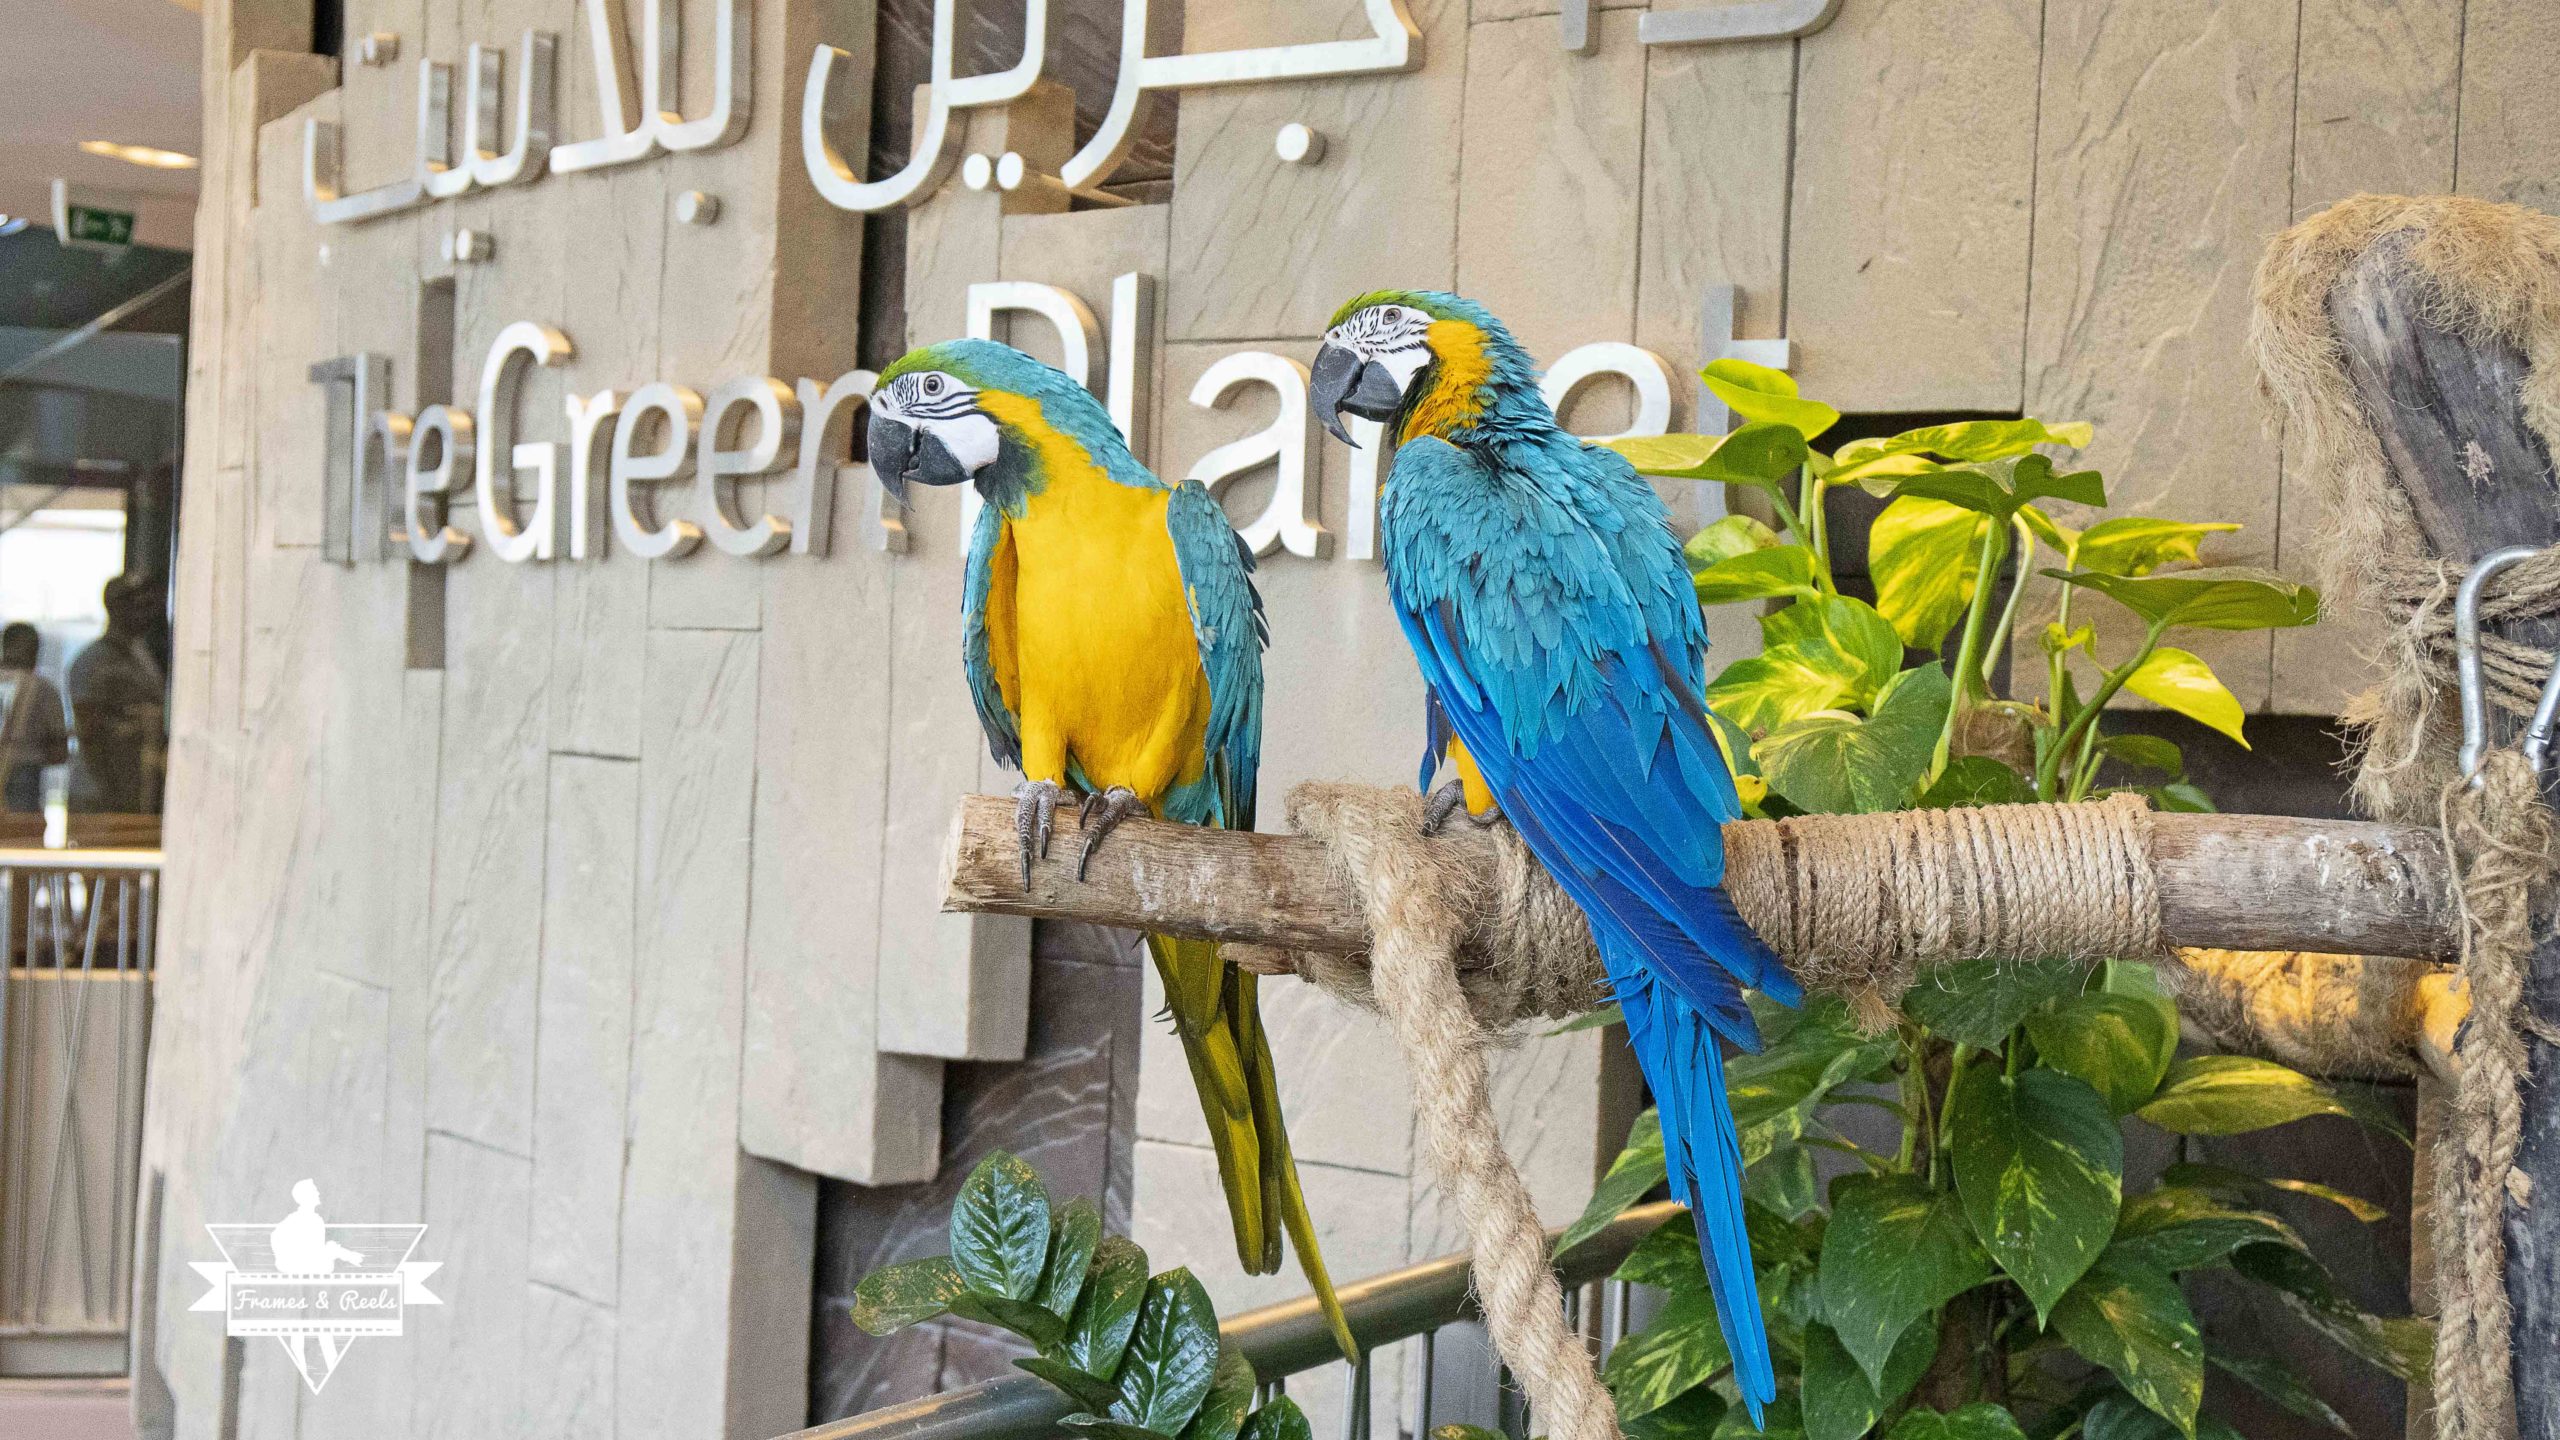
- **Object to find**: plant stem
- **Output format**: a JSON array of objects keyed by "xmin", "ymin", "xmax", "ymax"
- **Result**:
[
  {"xmin": 2039, "ymin": 620, "xmax": 2166, "ymax": 798},
  {"xmin": 1974, "ymin": 518, "xmax": 2035, "ymax": 690},
  {"xmin": 1802, "ymin": 467, "xmax": 1836, "ymax": 593},
  {"xmin": 1926, "ymin": 516, "xmax": 2012, "ymax": 785}
]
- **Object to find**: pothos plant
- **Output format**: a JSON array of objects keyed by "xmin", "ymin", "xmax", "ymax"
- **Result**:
[
  {"xmin": 1544, "ymin": 362, "xmax": 2426, "ymax": 1440},
  {"xmin": 852, "ymin": 1151, "xmax": 1312, "ymax": 1440}
]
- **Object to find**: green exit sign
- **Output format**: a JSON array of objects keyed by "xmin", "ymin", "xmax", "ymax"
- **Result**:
[{"xmin": 62, "ymin": 204, "xmax": 133, "ymax": 247}]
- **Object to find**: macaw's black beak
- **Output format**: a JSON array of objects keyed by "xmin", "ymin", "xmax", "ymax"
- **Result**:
[
  {"xmin": 866, "ymin": 413, "xmax": 971, "ymax": 503},
  {"xmin": 1311, "ymin": 342, "xmax": 1407, "ymax": 447}
]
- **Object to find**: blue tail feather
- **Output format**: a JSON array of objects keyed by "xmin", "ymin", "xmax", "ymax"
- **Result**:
[{"xmin": 1611, "ymin": 940, "xmax": 1777, "ymax": 1425}]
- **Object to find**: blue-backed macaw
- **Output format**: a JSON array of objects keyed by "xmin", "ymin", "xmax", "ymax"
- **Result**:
[
  {"xmin": 1311, "ymin": 293, "xmax": 1803, "ymax": 1422},
  {"xmin": 866, "ymin": 338, "xmax": 1355, "ymax": 1361}
]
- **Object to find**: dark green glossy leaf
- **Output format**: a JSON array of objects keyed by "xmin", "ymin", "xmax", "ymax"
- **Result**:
[
  {"xmin": 1729, "ymin": 1010, "xmax": 1897, "ymax": 1163},
  {"xmin": 1747, "ymin": 1140, "xmax": 1820, "ymax": 1218},
  {"xmin": 2109, "ymin": 1187, "xmax": 2302, "ymax": 1272},
  {"xmin": 1616, "ymin": 1211, "xmax": 1705, "ymax": 1289},
  {"xmin": 1019, "ymin": 1357, "xmax": 1127, "ymax": 1414},
  {"xmin": 2049, "ymin": 1257, "xmax": 2203, "ymax": 1435},
  {"xmin": 1063, "ymin": 1416, "xmax": 1178, "ymax": 1440},
  {"xmin": 1920, "ymin": 756, "xmax": 2037, "ymax": 809},
  {"xmin": 1712, "ymin": 1392, "xmax": 1806, "ymax": 1440},
  {"xmin": 1065, "ymin": 1236, "xmax": 1152, "ymax": 1378},
  {"xmin": 1558, "ymin": 1109, "xmax": 1667, "ymax": 1255},
  {"xmin": 1703, "ymin": 359, "xmax": 1839, "ymax": 441},
  {"xmin": 1819, "ymin": 1172, "xmax": 1996, "ymax": 1385},
  {"xmin": 1624, "ymin": 1385, "xmax": 1728, "ymax": 1440},
  {"xmin": 1951, "ymin": 1066, "xmax": 2123, "ymax": 1318},
  {"xmin": 1038, "ymin": 1197, "xmax": 1105, "ymax": 1320},
  {"xmin": 2096, "ymin": 734, "xmax": 2183, "ymax": 780},
  {"xmin": 2047, "ymin": 567, "xmax": 2319, "ymax": 632},
  {"xmin": 2155, "ymin": 1163, "xmax": 2389, "ymax": 1224},
  {"xmin": 850, "ymin": 1255, "xmax": 965, "ymax": 1336},
  {"xmin": 1802, "ymin": 1320, "xmax": 1935, "ymax": 1440},
  {"xmin": 2209, "ymin": 1352, "xmax": 2355, "ymax": 1435},
  {"xmin": 1882, "ymin": 1404, "xmax": 2033, "ymax": 1440},
  {"xmin": 2025, "ymin": 989, "xmax": 2178, "ymax": 1114},
  {"xmin": 948, "ymin": 1290, "xmax": 1070, "ymax": 1346},
  {"xmin": 1758, "ymin": 665, "xmax": 1951, "ymax": 814},
  {"xmin": 1240, "ymin": 1398, "xmax": 1314, "ymax": 1440},
  {"xmin": 951, "ymin": 1152, "xmax": 1053, "ymax": 1301},
  {"xmin": 1604, "ymin": 1288, "xmax": 1732, "ymax": 1420},
  {"xmin": 1179, "ymin": 1342, "xmax": 1256, "ymax": 1440},
  {"xmin": 1111, "ymin": 1269, "xmax": 1222, "ymax": 1435},
  {"xmin": 1897, "ymin": 955, "xmax": 2086, "ymax": 1048},
  {"xmin": 2076, "ymin": 1393, "xmax": 2241, "ymax": 1440},
  {"xmin": 2137, "ymin": 1057, "xmax": 2407, "ymax": 1140},
  {"xmin": 2230, "ymin": 1243, "xmax": 2432, "ymax": 1382}
]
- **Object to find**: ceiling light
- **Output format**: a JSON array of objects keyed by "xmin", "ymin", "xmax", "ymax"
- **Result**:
[{"xmin": 78, "ymin": 140, "xmax": 198, "ymax": 171}]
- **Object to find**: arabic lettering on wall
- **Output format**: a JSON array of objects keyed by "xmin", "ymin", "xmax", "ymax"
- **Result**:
[{"xmin": 302, "ymin": 0, "xmax": 1842, "ymax": 225}]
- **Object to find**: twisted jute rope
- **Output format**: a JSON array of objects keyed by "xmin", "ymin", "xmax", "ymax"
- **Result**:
[
  {"xmin": 2249, "ymin": 194, "xmax": 2560, "ymax": 1440},
  {"xmin": 1258, "ymin": 785, "xmax": 2168, "ymax": 1440}
]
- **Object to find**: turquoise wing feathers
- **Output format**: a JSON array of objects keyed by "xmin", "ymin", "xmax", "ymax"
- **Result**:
[
  {"xmin": 1163, "ymin": 479, "xmax": 1266, "ymax": 831},
  {"xmin": 961, "ymin": 498, "xmax": 1023, "ymax": 771},
  {"xmin": 1380, "ymin": 431, "xmax": 1795, "ymax": 1423}
]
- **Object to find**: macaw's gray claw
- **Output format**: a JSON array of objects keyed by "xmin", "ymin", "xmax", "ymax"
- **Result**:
[
  {"xmin": 1421, "ymin": 780, "xmax": 1501, "ymax": 838},
  {"xmin": 1014, "ymin": 779, "xmax": 1065, "ymax": 886},
  {"xmin": 1075, "ymin": 786, "xmax": 1145, "ymax": 881}
]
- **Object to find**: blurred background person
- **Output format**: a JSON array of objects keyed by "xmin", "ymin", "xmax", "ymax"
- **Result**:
[
  {"xmin": 0, "ymin": 621, "xmax": 70, "ymax": 818},
  {"xmin": 69, "ymin": 574, "xmax": 167, "ymax": 819}
]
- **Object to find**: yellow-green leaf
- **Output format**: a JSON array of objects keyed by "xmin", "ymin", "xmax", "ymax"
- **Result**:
[
  {"xmin": 2074, "ymin": 518, "xmax": 2241, "ymax": 577},
  {"xmin": 1703, "ymin": 358, "xmax": 1839, "ymax": 441},
  {"xmin": 1684, "ymin": 513, "xmax": 1782, "ymax": 569},
  {"xmin": 2120, "ymin": 647, "xmax": 2248, "ymax": 748},
  {"xmin": 1693, "ymin": 546, "xmax": 1822, "ymax": 605},
  {"xmin": 1870, "ymin": 498, "xmax": 1988, "ymax": 650}
]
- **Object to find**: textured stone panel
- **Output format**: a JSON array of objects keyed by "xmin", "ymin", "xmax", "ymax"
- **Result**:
[
  {"xmin": 1164, "ymin": 0, "xmax": 1467, "ymax": 341},
  {"xmin": 2018, "ymin": 0, "xmax": 2301, "ymax": 713},
  {"xmin": 2269, "ymin": 0, "xmax": 2461, "ymax": 713},
  {"xmin": 617, "ymin": 627, "xmax": 765, "ymax": 1438},
  {"xmin": 1452, "ymin": 13, "xmax": 1644, "ymax": 363},
  {"xmin": 1135, "ymin": 960, "xmax": 1415, "ymax": 1177},
  {"xmin": 414, "ymin": 1133, "xmax": 533, "ymax": 1440},
  {"xmin": 1786, "ymin": 0, "xmax": 2040, "ymax": 411},
  {"xmin": 1634, "ymin": 36, "xmax": 1793, "ymax": 366},
  {"xmin": 2455, "ymin": 0, "xmax": 2560, "ymax": 212},
  {"xmin": 532, "ymin": 754, "xmax": 639, "ymax": 1303},
  {"xmin": 524, "ymin": 1283, "xmax": 618, "ymax": 1440},
  {"xmin": 744, "ymin": 466, "xmax": 944, "ymax": 1184}
]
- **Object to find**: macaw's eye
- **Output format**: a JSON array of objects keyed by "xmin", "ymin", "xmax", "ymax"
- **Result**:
[{"xmin": 922, "ymin": 374, "xmax": 945, "ymax": 397}]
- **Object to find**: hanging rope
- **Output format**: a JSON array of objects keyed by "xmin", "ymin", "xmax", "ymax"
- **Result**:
[{"xmin": 2250, "ymin": 193, "xmax": 2560, "ymax": 1440}]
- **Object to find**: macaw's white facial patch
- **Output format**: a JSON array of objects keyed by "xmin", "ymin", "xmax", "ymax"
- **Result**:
[
  {"xmin": 1326, "ymin": 304, "xmax": 1433, "ymax": 364},
  {"xmin": 877, "ymin": 369, "xmax": 1003, "ymax": 474}
]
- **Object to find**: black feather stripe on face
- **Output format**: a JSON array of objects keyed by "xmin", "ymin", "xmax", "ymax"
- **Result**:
[{"xmin": 879, "ymin": 371, "xmax": 978, "ymax": 421}]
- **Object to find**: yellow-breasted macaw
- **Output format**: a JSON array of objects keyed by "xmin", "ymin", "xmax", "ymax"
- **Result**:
[
  {"xmin": 1312, "ymin": 292, "xmax": 1803, "ymax": 1422},
  {"xmin": 867, "ymin": 338, "xmax": 1355, "ymax": 1360}
]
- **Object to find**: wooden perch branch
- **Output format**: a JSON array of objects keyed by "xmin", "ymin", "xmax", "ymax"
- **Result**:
[{"xmin": 941, "ymin": 793, "xmax": 2462, "ymax": 964}]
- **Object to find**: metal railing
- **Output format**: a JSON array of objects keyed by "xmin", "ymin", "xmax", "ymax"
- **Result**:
[
  {"xmin": 0, "ymin": 848, "xmax": 159, "ymax": 1377},
  {"xmin": 783, "ymin": 1201, "xmax": 1680, "ymax": 1440}
]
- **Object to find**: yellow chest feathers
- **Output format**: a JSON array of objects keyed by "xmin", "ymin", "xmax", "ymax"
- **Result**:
[{"xmin": 975, "ymin": 406, "xmax": 1211, "ymax": 803}]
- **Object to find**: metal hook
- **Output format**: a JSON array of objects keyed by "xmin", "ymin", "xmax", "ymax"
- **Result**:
[{"xmin": 2455, "ymin": 544, "xmax": 2560, "ymax": 785}]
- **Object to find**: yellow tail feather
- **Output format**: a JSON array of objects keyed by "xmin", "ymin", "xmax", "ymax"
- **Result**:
[{"xmin": 1145, "ymin": 936, "xmax": 1358, "ymax": 1363}]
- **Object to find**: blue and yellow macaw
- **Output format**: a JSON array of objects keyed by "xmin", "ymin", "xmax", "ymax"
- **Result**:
[
  {"xmin": 1312, "ymin": 293, "xmax": 1803, "ymax": 1422},
  {"xmin": 867, "ymin": 338, "xmax": 1355, "ymax": 1360}
]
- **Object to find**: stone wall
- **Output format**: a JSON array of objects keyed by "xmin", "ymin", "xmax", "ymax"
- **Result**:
[{"xmin": 148, "ymin": 1, "xmax": 2560, "ymax": 1438}]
